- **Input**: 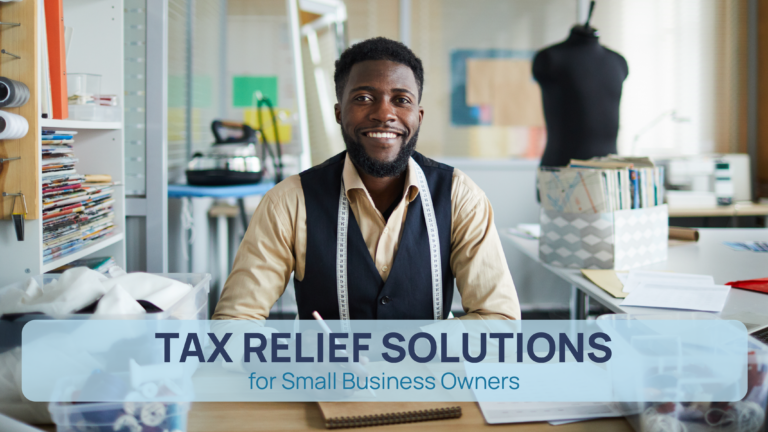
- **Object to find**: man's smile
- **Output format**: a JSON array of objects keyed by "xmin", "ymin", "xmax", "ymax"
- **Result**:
[{"xmin": 361, "ymin": 128, "xmax": 405, "ymax": 143}]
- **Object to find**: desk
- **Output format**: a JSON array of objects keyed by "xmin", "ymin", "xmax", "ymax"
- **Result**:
[
  {"xmin": 502, "ymin": 228, "xmax": 768, "ymax": 328},
  {"xmin": 668, "ymin": 203, "xmax": 768, "ymax": 227},
  {"xmin": 185, "ymin": 402, "xmax": 632, "ymax": 431}
]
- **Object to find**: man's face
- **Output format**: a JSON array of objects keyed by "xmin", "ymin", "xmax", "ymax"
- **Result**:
[{"xmin": 335, "ymin": 60, "xmax": 424, "ymax": 178}]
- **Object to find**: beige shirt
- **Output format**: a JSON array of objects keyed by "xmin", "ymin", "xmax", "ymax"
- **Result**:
[{"xmin": 213, "ymin": 154, "xmax": 521, "ymax": 321}]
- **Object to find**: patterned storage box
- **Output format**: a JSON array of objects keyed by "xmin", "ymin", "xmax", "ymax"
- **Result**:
[{"xmin": 539, "ymin": 204, "xmax": 668, "ymax": 270}]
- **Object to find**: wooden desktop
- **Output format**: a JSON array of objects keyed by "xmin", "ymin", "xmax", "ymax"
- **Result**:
[{"xmin": 184, "ymin": 402, "xmax": 633, "ymax": 431}]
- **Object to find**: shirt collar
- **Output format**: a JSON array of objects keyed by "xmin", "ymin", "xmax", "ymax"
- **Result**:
[{"xmin": 342, "ymin": 153, "xmax": 420, "ymax": 203}]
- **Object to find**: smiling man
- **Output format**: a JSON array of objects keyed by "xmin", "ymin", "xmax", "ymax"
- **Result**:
[{"xmin": 213, "ymin": 37, "xmax": 520, "ymax": 321}]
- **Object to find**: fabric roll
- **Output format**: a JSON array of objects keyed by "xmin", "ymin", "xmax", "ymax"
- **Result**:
[
  {"xmin": 0, "ymin": 77, "xmax": 29, "ymax": 108},
  {"xmin": 0, "ymin": 111, "xmax": 28, "ymax": 140}
]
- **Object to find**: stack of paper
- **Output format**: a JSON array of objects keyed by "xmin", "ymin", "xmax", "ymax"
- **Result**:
[
  {"xmin": 476, "ymin": 402, "xmax": 621, "ymax": 425},
  {"xmin": 620, "ymin": 270, "xmax": 730, "ymax": 312}
]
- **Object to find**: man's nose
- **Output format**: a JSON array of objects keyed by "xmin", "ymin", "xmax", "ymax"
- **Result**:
[{"xmin": 368, "ymin": 99, "xmax": 397, "ymax": 124}]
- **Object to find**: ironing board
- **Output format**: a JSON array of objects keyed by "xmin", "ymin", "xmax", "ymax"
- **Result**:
[{"xmin": 168, "ymin": 182, "xmax": 275, "ymax": 311}]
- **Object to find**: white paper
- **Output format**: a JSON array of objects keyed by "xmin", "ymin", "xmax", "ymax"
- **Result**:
[
  {"xmin": 477, "ymin": 402, "xmax": 621, "ymax": 424},
  {"xmin": 622, "ymin": 270, "xmax": 715, "ymax": 293},
  {"xmin": 621, "ymin": 283, "xmax": 731, "ymax": 313},
  {"xmin": 549, "ymin": 418, "xmax": 597, "ymax": 425},
  {"xmin": 516, "ymin": 223, "xmax": 541, "ymax": 239}
]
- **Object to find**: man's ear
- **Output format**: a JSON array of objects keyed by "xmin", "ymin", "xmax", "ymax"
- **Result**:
[
  {"xmin": 334, "ymin": 103, "xmax": 341, "ymax": 124},
  {"xmin": 418, "ymin": 106, "xmax": 424, "ymax": 125}
]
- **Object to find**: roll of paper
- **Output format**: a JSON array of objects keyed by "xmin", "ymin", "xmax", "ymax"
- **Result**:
[
  {"xmin": 0, "ymin": 77, "xmax": 29, "ymax": 108},
  {"xmin": 669, "ymin": 226, "xmax": 699, "ymax": 242},
  {"xmin": 0, "ymin": 110, "xmax": 29, "ymax": 140}
]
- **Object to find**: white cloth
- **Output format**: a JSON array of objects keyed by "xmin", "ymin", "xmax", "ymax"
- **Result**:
[
  {"xmin": 103, "ymin": 273, "xmax": 191, "ymax": 311},
  {"xmin": 94, "ymin": 284, "xmax": 145, "ymax": 316},
  {"xmin": 0, "ymin": 269, "xmax": 192, "ymax": 317},
  {"xmin": 0, "ymin": 268, "xmax": 108, "ymax": 317}
]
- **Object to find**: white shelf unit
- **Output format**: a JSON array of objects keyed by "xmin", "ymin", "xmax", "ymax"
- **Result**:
[
  {"xmin": 41, "ymin": 232, "xmax": 124, "ymax": 273},
  {"xmin": 40, "ymin": 119, "xmax": 122, "ymax": 130},
  {"xmin": 0, "ymin": 0, "xmax": 125, "ymax": 286}
]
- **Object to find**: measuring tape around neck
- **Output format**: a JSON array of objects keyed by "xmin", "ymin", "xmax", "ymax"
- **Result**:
[{"xmin": 336, "ymin": 159, "xmax": 443, "ymax": 325}]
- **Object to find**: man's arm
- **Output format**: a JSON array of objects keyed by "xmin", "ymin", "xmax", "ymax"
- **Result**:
[
  {"xmin": 450, "ymin": 169, "xmax": 521, "ymax": 320},
  {"xmin": 212, "ymin": 178, "xmax": 303, "ymax": 320}
]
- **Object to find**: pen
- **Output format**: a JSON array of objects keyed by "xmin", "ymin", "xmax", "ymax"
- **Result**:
[{"xmin": 312, "ymin": 311, "xmax": 375, "ymax": 397}]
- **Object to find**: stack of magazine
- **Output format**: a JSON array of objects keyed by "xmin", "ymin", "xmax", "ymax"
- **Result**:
[
  {"xmin": 538, "ymin": 156, "xmax": 665, "ymax": 214},
  {"xmin": 42, "ymin": 130, "xmax": 116, "ymax": 263}
]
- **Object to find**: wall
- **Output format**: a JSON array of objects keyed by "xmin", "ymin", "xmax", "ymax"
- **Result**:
[{"xmin": 339, "ymin": 0, "xmax": 749, "ymax": 161}]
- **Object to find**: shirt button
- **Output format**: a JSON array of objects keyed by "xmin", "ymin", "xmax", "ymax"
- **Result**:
[
  {"xmin": 383, "ymin": 227, "xmax": 389, "ymax": 234},
  {"xmin": 382, "ymin": 265, "xmax": 388, "ymax": 272},
  {"xmin": 380, "ymin": 296, "xmax": 391, "ymax": 305}
]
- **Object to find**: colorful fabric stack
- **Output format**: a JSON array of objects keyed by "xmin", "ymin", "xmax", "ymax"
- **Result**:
[{"xmin": 42, "ymin": 130, "xmax": 116, "ymax": 263}]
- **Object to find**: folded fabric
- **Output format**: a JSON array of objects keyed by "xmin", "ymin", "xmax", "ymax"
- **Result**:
[
  {"xmin": 93, "ymin": 284, "xmax": 145, "ymax": 316},
  {"xmin": 0, "ymin": 269, "xmax": 192, "ymax": 319},
  {"xmin": 103, "ymin": 273, "xmax": 191, "ymax": 311},
  {"xmin": 726, "ymin": 278, "xmax": 768, "ymax": 295}
]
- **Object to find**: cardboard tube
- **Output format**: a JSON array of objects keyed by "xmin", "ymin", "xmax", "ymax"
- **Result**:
[{"xmin": 669, "ymin": 227, "xmax": 699, "ymax": 242}]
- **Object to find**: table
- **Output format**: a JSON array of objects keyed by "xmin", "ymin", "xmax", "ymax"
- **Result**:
[
  {"xmin": 668, "ymin": 202, "xmax": 768, "ymax": 227},
  {"xmin": 184, "ymin": 402, "xmax": 633, "ymax": 431},
  {"xmin": 168, "ymin": 183, "xmax": 275, "ymax": 307},
  {"xmin": 32, "ymin": 402, "xmax": 632, "ymax": 431},
  {"xmin": 502, "ymin": 228, "xmax": 768, "ymax": 329},
  {"xmin": 168, "ymin": 183, "xmax": 275, "ymax": 229}
]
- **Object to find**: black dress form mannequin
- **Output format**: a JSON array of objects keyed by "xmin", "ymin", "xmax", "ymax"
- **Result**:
[{"xmin": 533, "ymin": 25, "xmax": 628, "ymax": 167}]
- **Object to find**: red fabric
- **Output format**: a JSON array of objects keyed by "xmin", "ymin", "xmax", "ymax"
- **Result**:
[{"xmin": 726, "ymin": 278, "xmax": 768, "ymax": 294}]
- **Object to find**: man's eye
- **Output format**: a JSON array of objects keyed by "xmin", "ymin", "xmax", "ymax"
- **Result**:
[
  {"xmin": 396, "ymin": 97, "xmax": 411, "ymax": 104},
  {"xmin": 355, "ymin": 95, "xmax": 371, "ymax": 102}
]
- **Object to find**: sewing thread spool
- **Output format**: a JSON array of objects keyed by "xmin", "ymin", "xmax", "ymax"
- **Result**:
[
  {"xmin": 139, "ymin": 402, "xmax": 166, "ymax": 427},
  {"xmin": 640, "ymin": 406, "xmax": 688, "ymax": 432},
  {"xmin": 0, "ymin": 77, "xmax": 29, "ymax": 108},
  {"xmin": 0, "ymin": 110, "xmax": 28, "ymax": 139},
  {"xmin": 733, "ymin": 401, "xmax": 765, "ymax": 432}
]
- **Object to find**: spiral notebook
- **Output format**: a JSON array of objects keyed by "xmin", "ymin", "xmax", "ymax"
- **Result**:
[{"xmin": 318, "ymin": 402, "xmax": 462, "ymax": 429}]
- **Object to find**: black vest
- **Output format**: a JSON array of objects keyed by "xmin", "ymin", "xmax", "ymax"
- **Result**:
[{"xmin": 295, "ymin": 151, "xmax": 454, "ymax": 320}]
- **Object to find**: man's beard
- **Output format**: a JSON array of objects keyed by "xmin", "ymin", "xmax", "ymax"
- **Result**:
[{"xmin": 342, "ymin": 127, "xmax": 419, "ymax": 178}]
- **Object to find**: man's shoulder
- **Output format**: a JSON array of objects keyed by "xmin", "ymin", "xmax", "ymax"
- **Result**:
[
  {"xmin": 451, "ymin": 168, "xmax": 487, "ymax": 209},
  {"xmin": 264, "ymin": 174, "xmax": 305, "ymax": 206},
  {"xmin": 452, "ymin": 168, "xmax": 484, "ymax": 193}
]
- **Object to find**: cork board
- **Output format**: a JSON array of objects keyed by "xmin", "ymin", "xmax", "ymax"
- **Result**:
[{"xmin": 466, "ymin": 58, "xmax": 544, "ymax": 127}]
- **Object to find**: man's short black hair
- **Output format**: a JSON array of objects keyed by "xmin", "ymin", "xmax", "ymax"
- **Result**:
[{"xmin": 334, "ymin": 37, "xmax": 424, "ymax": 102}]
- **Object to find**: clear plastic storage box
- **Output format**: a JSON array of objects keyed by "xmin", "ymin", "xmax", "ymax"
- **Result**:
[
  {"xmin": 597, "ymin": 313, "xmax": 768, "ymax": 432},
  {"xmin": 67, "ymin": 104, "xmax": 122, "ymax": 122},
  {"xmin": 49, "ymin": 399, "xmax": 190, "ymax": 432},
  {"xmin": 67, "ymin": 73, "xmax": 101, "ymax": 105},
  {"xmin": 0, "ymin": 273, "xmax": 210, "ymax": 353}
]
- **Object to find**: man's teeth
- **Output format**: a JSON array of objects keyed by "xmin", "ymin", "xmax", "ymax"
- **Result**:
[{"xmin": 367, "ymin": 132, "xmax": 397, "ymax": 138}]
